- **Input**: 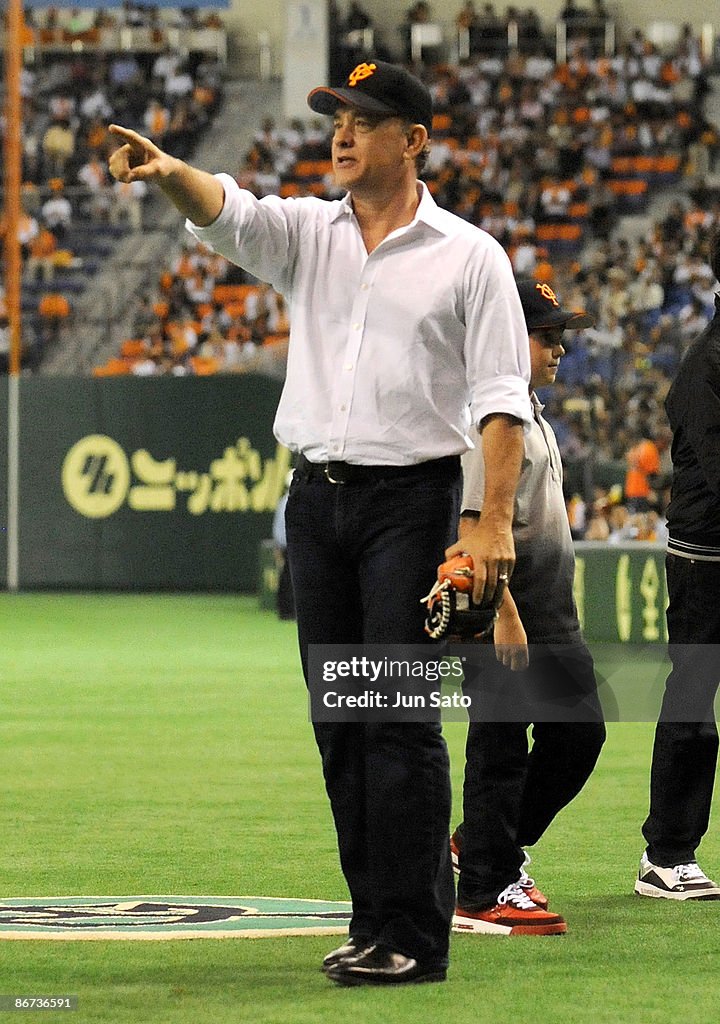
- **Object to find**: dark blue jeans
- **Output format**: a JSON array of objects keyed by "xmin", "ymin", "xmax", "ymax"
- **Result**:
[
  {"xmin": 456, "ymin": 640, "xmax": 605, "ymax": 909},
  {"xmin": 643, "ymin": 555, "xmax": 720, "ymax": 866},
  {"xmin": 285, "ymin": 460, "xmax": 461, "ymax": 964}
]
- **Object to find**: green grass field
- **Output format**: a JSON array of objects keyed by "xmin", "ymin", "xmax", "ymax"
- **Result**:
[{"xmin": 1, "ymin": 594, "xmax": 718, "ymax": 1023}]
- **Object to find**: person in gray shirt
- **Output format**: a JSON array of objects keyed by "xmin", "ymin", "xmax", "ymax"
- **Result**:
[{"xmin": 451, "ymin": 279, "xmax": 606, "ymax": 936}]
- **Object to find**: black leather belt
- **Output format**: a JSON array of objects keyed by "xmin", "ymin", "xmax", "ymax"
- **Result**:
[{"xmin": 295, "ymin": 453, "xmax": 460, "ymax": 485}]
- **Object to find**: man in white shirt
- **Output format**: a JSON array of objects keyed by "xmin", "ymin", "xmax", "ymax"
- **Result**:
[{"xmin": 107, "ymin": 59, "xmax": 531, "ymax": 986}]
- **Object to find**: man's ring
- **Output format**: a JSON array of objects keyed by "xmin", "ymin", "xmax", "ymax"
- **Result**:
[{"xmin": 499, "ymin": 572, "xmax": 509, "ymax": 582}]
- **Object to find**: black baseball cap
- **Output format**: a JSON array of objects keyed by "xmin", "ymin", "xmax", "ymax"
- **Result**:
[
  {"xmin": 516, "ymin": 279, "xmax": 594, "ymax": 330},
  {"xmin": 307, "ymin": 60, "xmax": 433, "ymax": 132}
]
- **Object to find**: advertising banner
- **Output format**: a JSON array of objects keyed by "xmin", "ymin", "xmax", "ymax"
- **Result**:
[{"xmin": 2, "ymin": 375, "xmax": 286, "ymax": 591}]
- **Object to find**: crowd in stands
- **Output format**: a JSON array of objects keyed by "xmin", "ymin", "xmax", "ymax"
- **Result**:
[
  {"xmin": 16, "ymin": 38, "xmax": 223, "ymax": 192},
  {"xmin": 25, "ymin": 4, "xmax": 225, "ymax": 39},
  {"xmin": 331, "ymin": 0, "xmax": 621, "ymax": 75},
  {"xmin": 94, "ymin": 248, "xmax": 291, "ymax": 381},
  {"xmin": 4, "ymin": 8, "xmax": 720, "ymax": 539},
  {"xmin": 0, "ymin": 14, "xmax": 225, "ymax": 368}
]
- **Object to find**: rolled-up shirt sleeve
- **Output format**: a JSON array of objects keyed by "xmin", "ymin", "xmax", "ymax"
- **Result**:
[
  {"xmin": 463, "ymin": 237, "xmax": 532, "ymax": 429},
  {"xmin": 471, "ymin": 374, "xmax": 533, "ymax": 429}
]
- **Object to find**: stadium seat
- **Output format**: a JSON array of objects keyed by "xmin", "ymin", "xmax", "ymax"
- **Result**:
[
  {"xmin": 607, "ymin": 178, "xmax": 649, "ymax": 211},
  {"xmin": 212, "ymin": 284, "xmax": 256, "ymax": 305},
  {"xmin": 120, "ymin": 339, "xmax": 149, "ymax": 360},
  {"xmin": 92, "ymin": 357, "xmax": 131, "ymax": 376},
  {"xmin": 190, "ymin": 355, "xmax": 219, "ymax": 375},
  {"xmin": 38, "ymin": 293, "xmax": 71, "ymax": 321},
  {"xmin": 432, "ymin": 113, "xmax": 453, "ymax": 135}
]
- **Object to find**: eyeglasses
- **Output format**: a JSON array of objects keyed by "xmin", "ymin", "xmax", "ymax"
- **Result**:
[{"xmin": 532, "ymin": 327, "xmax": 566, "ymax": 346}]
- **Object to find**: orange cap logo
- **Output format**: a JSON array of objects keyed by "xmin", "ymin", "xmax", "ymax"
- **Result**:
[
  {"xmin": 348, "ymin": 62, "xmax": 377, "ymax": 87},
  {"xmin": 536, "ymin": 283, "xmax": 560, "ymax": 307}
]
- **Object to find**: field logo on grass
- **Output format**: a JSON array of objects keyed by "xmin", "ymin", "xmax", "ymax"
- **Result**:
[{"xmin": 0, "ymin": 897, "xmax": 351, "ymax": 940}]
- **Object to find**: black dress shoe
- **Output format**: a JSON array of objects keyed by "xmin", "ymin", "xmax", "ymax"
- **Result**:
[
  {"xmin": 321, "ymin": 935, "xmax": 371, "ymax": 973},
  {"xmin": 325, "ymin": 943, "xmax": 447, "ymax": 986}
]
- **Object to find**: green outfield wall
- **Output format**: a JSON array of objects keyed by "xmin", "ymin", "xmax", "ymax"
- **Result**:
[
  {"xmin": 0, "ymin": 375, "xmax": 286, "ymax": 591},
  {"xmin": 573, "ymin": 541, "xmax": 667, "ymax": 644},
  {"xmin": 1, "ymin": 377, "xmax": 669, "ymax": 639}
]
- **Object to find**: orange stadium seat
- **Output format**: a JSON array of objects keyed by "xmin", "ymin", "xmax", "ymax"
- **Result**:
[
  {"xmin": 120, "ymin": 339, "xmax": 149, "ymax": 359},
  {"xmin": 651, "ymin": 154, "xmax": 682, "ymax": 183},
  {"xmin": 224, "ymin": 301, "xmax": 246, "ymax": 319},
  {"xmin": 655, "ymin": 155, "xmax": 681, "ymax": 174},
  {"xmin": 608, "ymin": 179, "xmax": 648, "ymax": 196},
  {"xmin": 610, "ymin": 154, "xmax": 681, "ymax": 186},
  {"xmin": 93, "ymin": 358, "xmax": 131, "ymax": 377},
  {"xmin": 190, "ymin": 355, "xmax": 219, "ymax": 375},
  {"xmin": 212, "ymin": 284, "xmax": 256, "ymax": 305},
  {"xmin": 535, "ymin": 223, "xmax": 584, "ymax": 254},
  {"xmin": 293, "ymin": 160, "xmax": 332, "ymax": 179},
  {"xmin": 607, "ymin": 178, "xmax": 649, "ymax": 211},
  {"xmin": 38, "ymin": 293, "xmax": 71, "ymax": 320},
  {"xmin": 633, "ymin": 155, "xmax": 655, "ymax": 175},
  {"xmin": 568, "ymin": 202, "xmax": 590, "ymax": 220},
  {"xmin": 611, "ymin": 156, "xmax": 632, "ymax": 175}
]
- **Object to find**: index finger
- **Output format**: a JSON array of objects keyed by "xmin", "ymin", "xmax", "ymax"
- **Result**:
[{"xmin": 108, "ymin": 124, "xmax": 145, "ymax": 145}]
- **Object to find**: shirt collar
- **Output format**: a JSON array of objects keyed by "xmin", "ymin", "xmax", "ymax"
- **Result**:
[
  {"xmin": 330, "ymin": 192, "xmax": 355, "ymax": 222},
  {"xmin": 330, "ymin": 182, "xmax": 449, "ymax": 235},
  {"xmin": 412, "ymin": 181, "xmax": 450, "ymax": 234}
]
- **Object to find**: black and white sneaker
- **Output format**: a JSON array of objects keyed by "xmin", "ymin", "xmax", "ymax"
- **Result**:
[{"xmin": 635, "ymin": 853, "xmax": 720, "ymax": 900}]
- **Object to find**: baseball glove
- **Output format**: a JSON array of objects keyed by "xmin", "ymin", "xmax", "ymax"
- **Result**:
[{"xmin": 422, "ymin": 553, "xmax": 507, "ymax": 641}]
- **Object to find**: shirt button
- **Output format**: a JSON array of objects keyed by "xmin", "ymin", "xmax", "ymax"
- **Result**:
[
  {"xmin": 353, "ymin": 323, "xmax": 360, "ymax": 330},
  {"xmin": 344, "ymin": 363, "xmax": 353, "ymax": 370},
  {"xmin": 340, "ymin": 404, "xmax": 347, "ymax": 411},
  {"xmin": 361, "ymin": 283, "xmax": 369, "ymax": 291}
]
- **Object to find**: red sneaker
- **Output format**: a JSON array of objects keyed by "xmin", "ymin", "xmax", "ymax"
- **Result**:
[
  {"xmin": 450, "ymin": 832, "xmax": 549, "ymax": 910},
  {"xmin": 518, "ymin": 864, "xmax": 549, "ymax": 911},
  {"xmin": 453, "ymin": 883, "xmax": 567, "ymax": 936}
]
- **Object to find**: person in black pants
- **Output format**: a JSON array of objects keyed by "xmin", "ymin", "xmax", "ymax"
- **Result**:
[
  {"xmin": 452, "ymin": 279, "xmax": 606, "ymax": 935},
  {"xmin": 107, "ymin": 60, "xmax": 532, "ymax": 983},
  {"xmin": 636, "ymin": 228, "xmax": 720, "ymax": 901},
  {"xmin": 286, "ymin": 454, "xmax": 462, "ymax": 965}
]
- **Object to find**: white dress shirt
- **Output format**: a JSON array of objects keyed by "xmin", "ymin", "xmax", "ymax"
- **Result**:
[{"xmin": 188, "ymin": 176, "xmax": 531, "ymax": 465}]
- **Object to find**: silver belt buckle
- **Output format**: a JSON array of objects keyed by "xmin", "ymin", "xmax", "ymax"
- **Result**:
[{"xmin": 324, "ymin": 462, "xmax": 345, "ymax": 484}]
